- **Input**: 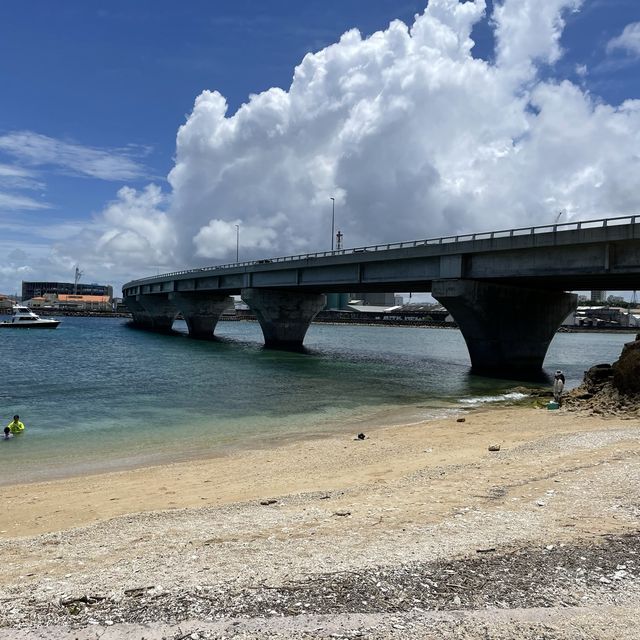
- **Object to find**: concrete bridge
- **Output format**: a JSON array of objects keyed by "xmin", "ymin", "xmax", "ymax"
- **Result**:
[{"xmin": 122, "ymin": 215, "xmax": 640, "ymax": 375}]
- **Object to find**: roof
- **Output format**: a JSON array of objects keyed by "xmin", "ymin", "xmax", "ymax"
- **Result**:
[
  {"xmin": 346, "ymin": 304, "xmax": 401, "ymax": 313},
  {"xmin": 57, "ymin": 294, "xmax": 110, "ymax": 303}
]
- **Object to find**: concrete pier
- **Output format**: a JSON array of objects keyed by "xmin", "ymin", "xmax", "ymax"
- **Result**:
[
  {"xmin": 433, "ymin": 279, "xmax": 577, "ymax": 375},
  {"xmin": 241, "ymin": 288, "xmax": 326, "ymax": 349},
  {"xmin": 169, "ymin": 293, "xmax": 234, "ymax": 339},
  {"xmin": 134, "ymin": 294, "xmax": 178, "ymax": 333},
  {"xmin": 125, "ymin": 296, "xmax": 153, "ymax": 330}
]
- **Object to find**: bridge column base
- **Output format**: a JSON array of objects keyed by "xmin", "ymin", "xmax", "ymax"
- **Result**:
[
  {"xmin": 169, "ymin": 293, "xmax": 234, "ymax": 338},
  {"xmin": 241, "ymin": 288, "xmax": 326, "ymax": 349},
  {"xmin": 432, "ymin": 279, "xmax": 577, "ymax": 376},
  {"xmin": 132, "ymin": 294, "xmax": 178, "ymax": 333},
  {"xmin": 124, "ymin": 296, "xmax": 153, "ymax": 329}
]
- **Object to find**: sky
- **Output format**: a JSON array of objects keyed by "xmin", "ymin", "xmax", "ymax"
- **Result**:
[{"xmin": 0, "ymin": 0, "xmax": 639, "ymax": 297}]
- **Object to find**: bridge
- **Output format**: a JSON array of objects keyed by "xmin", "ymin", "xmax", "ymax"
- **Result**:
[{"xmin": 123, "ymin": 215, "xmax": 640, "ymax": 375}]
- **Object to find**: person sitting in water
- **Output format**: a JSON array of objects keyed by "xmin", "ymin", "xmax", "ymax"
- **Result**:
[
  {"xmin": 553, "ymin": 371, "xmax": 565, "ymax": 405},
  {"xmin": 5, "ymin": 415, "xmax": 25, "ymax": 437}
]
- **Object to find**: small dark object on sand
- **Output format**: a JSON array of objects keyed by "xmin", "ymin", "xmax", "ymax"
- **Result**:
[
  {"xmin": 457, "ymin": 417, "xmax": 466, "ymax": 423},
  {"xmin": 357, "ymin": 433, "xmax": 366, "ymax": 440},
  {"xmin": 260, "ymin": 499, "xmax": 278, "ymax": 506},
  {"xmin": 488, "ymin": 444, "xmax": 501, "ymax": 452}
]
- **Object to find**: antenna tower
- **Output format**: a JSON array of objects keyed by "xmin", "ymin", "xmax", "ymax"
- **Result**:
[{"xmin": 74, "ymin": 265, "xmax": 83, "ymax": 294}]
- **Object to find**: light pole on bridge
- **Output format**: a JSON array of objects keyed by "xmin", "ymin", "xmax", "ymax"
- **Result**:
[
  {"xmin": 330, "ymin": 197, "xmax": 335, "ymax": 251},
  {"xmin": 235, "ymin": 224, "xmax": 240, "ymax": 262}
]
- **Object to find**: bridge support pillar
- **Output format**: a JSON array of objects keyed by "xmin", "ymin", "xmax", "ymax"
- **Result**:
[
  {"xmin": 169, "ymin": 293, "xmax": 234, "ymax": 339},
  {"xmin": 124, "ymin": 296, "xmax": 153, "ymax": 329},
  {"xmin": 132, "ymin": 294, "xmax": 178, "ymax": 333},
  {"xmin": 432, "ymin": 279, "xmax": 577, "ymax": 376},
  {"xmin": 241, "ymin": 288, "xmax": 326, "ymax": 349}
]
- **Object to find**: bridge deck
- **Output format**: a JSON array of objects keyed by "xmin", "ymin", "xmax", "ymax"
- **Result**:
[{"xmin": 123, "ymin": 215, "xmax": 640, "ymax": 296}]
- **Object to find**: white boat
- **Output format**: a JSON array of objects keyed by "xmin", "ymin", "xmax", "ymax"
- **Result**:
[{"xmin": 0, "ymin": 305, "xmax": 60, "ymax": 329}]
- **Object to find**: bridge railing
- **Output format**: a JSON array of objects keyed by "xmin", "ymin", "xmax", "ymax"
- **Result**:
[{"xmin": 125, "ymin": 214, "xmax": 638, "ymax": 288}]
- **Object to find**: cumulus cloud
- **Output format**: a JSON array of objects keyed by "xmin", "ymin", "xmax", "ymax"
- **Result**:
[
  {"xmin": 0, "ymin": 131, "xmax": 148, "ymax": 180},
  {"xmin": 45, "ymin": 0, "xmax": 640, "ymax": 292},
  {"xmin": 607, "ymin": 21, "xmax": 640, "ymax": 56},
  {"xmin": 494, "ymin": 0, "xmax": 583, "ymax": 75},
  {"xmin": 54, "ymin": 184, "xmax": 176, "ymax": 277}
]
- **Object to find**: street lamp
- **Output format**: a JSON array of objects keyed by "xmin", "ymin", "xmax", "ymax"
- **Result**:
[
  {"xmin": 235, "ymin": 224, "xmax": 240, "ymax": 262},
  {"xmin": 330, "ymin": 197, "xmax": 335, "ymax": 251}
]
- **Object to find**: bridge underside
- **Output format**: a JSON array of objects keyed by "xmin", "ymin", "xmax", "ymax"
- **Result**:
[
  {"xmin": 123, "ymin": 220, "xmax": 640, "ymax": 377},
  {"xmin": 125, "ymin": 281, "xmax": 578, "ymax": 377}
]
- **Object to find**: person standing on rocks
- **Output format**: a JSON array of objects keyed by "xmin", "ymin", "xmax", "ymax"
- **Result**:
[{"xmin": 553, "ymin": 371, "xmax": 565, "ymax": 406}]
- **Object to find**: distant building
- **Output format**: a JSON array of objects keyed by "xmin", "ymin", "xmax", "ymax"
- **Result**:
[
  {"xmin": 350, "ymin": 292, "xmax": 396, "ymax": 307},
  {"xmin": 563, "ymin": 305, "xmax": 634, "ymax": 327},
  {"xmin": 0, "ymin": 294, "xmax": 15, "ymax": 311},
  {"xmin": 22, "ymin": 281, "xmax": 113, "ymax": 301},
  {"xmin": 590, "ymin": 290, "xmax": 606, "ymax": 303},
  {"xmin": 25, "ymin": 293, "xmax": 112, "ymax": 311}
]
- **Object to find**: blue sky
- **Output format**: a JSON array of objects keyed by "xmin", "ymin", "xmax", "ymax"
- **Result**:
[{"xmin": 0, "ymin": 0, "xmax": 639, "ymax": 295}]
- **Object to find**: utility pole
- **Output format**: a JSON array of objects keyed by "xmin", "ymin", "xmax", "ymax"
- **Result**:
[
  {"xmin": 235, "ymin": 224, "xmax": 240, "ymax": 262},
  {"xmin": 330, "ymin": 197, "xmax": 335, "ymax": 251}
]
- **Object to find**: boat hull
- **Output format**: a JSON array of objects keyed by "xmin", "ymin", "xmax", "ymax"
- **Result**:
[{"xmin": 0, "ymin": 321, "xmax": 60, "ymax": 329}]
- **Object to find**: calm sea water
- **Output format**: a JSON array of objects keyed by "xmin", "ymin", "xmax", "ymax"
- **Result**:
[{"xmin": 0, "ymin": 317, "xmax": 632, "ymax": 484}]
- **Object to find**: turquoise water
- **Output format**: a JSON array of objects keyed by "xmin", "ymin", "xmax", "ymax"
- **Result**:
[{"xmin": 0, "ymin": 317, "xmax": 632, "ymax": 484}]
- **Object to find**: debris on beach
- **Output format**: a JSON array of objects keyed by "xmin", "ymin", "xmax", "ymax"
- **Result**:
[
  {"xmin": 356, "ymin": 433, "xmax": 366, "ymax": 440},
  {"xmin": 9, "ymin": 534, "xmax": 639, "ymax": 630},
  {"xmin": 260, "ymin": 499, "xmax": 278, "ymax": 506},
  {"xmin": 488, "ymin": 444, "xmax": 501, "ymax": 452},
  {"xmin": 456, "ymin": 417, "xmax": 465, "ymax": 423}
]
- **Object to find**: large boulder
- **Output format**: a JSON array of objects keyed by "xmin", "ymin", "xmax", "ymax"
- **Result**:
[
  {"xmin": 583, "ymin": 363, "xmax": 614, "ymax": 394},
  {"xmin": 613, "ymin": 338, "xmax": 640, "ymax": 394}
]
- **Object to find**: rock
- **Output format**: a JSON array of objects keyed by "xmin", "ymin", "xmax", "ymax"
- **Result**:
[
  {"xmin": 583, "ymin": 363, "xmax": 614, "ymax": 393},
  {"xmin": 456, "ymin": 417, "xmax": 465, "ymax": 423},
  {"xmin": 564, "ymin": 337, "xmax": 640, "ymax": 415},
  {"xmin": 334, "ymin": 510, "xmax": 351, "ymax": 517},
  {"xmin": 488, "ymin": 444, "xmax": 501, "ymax": 452},
  {"xmin": 613, "ymin": 339, "xmax": 640, "ymax": 393},
  {"xmin": 260, "ymin": 499, "xmax": 278, "ymax": 506},
  {"xmin": 357, "ymin": 433, "xmax": 366, "ymax": 440}
]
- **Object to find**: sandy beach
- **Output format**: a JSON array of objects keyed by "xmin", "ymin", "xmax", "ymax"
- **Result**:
[{"xmin": 1, "ymin": 405, "xmax": 639, "ymax": 638}]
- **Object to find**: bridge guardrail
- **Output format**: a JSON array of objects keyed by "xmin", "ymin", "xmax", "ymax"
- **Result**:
[{"xmin": 124, "ymin": 214, "xmax": 638, "ymax": 288}]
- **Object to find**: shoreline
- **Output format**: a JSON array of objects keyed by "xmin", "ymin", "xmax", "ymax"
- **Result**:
[
  {"xmin": 2, "ymin": 404, "xmax": 639, "ymax": 637},
  {"xmin": 0, "ymin": 399, "xmax": 472, "ymax": 489},
  {"xmin": 4, "ymin": 310, "xmax": 638, "ymax": 334},
  {"xmin": 0, "ymin": 403, "xmax": 633, "ymax": 538}
]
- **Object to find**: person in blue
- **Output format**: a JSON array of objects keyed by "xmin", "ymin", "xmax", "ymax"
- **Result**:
[{"xmin": 4, "ymin": 415, "xmax": 25, "ymax": 439}]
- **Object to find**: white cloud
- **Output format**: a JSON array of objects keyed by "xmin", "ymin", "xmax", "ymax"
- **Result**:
[
  {"xmin": 0, "ymin": 131, "xmax": 148, "ymax": 180},
  {"xmin": 493, "ymin": 0, "xmax": 583, "ymax": 78},
  {"xmin": 22, "ymin": 0, "xmax": 640, "ymax": 296},
  {"xmin": 607, "ymin": 21, "xmax": 640, "ymax": 56},
  {"xmin": 0, "ymin": 191, "xmax": 50, "ymax": 211}
]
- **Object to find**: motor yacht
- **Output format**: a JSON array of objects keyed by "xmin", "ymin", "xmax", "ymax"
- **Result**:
[{"xmin": 0, "ymin": 305, "xmax": 61, "ymax": 329}]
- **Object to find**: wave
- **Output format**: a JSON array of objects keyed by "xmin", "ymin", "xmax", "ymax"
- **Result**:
[{"xmin": 458, "ymin": 392, "xmax": 528, "ymax": 406}]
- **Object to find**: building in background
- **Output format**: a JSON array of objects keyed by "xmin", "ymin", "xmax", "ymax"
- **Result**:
[
  {"xmin": 25, "ymin": 293, "xmax": 113, "ymax": 311},
  {"xmin": 0, "ymin": 294, "xmax": 16, "ymax": 311},
  {"xmin": 350, "ymin": 292, "xmax": 397, "ymax": 307},
  {"xmin": 22, "ymin": 281, "xmax": 113, "ymax": 301}
]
